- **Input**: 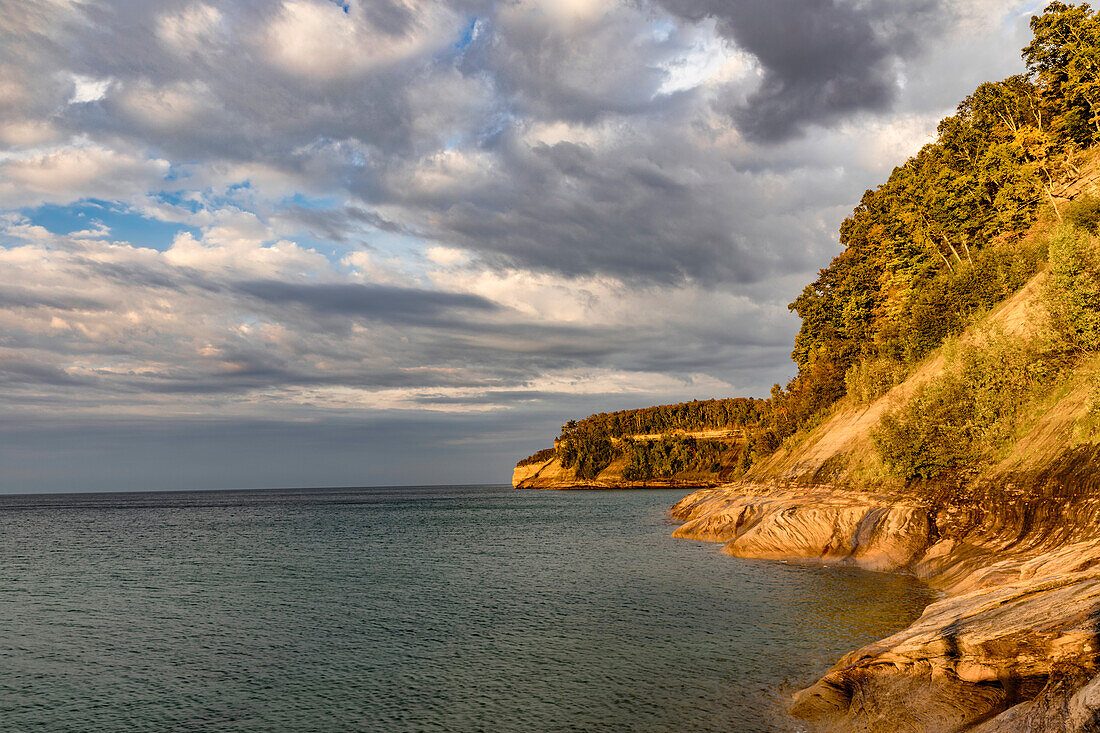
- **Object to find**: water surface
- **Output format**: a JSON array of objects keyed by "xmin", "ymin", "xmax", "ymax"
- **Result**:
[{"xmin": 0, "ymin": 485, "xmax": 932, "ymax": 732}]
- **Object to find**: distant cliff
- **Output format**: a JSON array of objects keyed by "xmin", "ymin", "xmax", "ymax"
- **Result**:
[{"xmin": 512, "ymin": 428, "xmax": 742, "ymax": 489}]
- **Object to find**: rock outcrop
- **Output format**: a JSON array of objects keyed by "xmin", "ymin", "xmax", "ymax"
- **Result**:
[
  {"xmin": 513, "ymin": 161, "xmax": 1100, "ymax": 729},
  {"xmin": 651, "ymin": 267, "xmax": 1100, "ymax": 730},
  {"xmin": 670, "ymin": 479, "xmax": 1100, "ymax": 732}
]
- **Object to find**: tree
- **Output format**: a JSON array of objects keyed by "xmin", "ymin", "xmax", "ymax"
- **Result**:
[{"xmin": 1025, "ymin": 2, "xmax": 1100, "ymax": 144}]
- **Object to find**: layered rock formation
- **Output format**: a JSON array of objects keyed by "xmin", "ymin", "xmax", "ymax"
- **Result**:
[
  {"xmin": 658, "ymin": 259, "xmax": 1100, "ymax": 730},
  {"xmin": 512, "ymin": 432, "xmax": 739, "ymax": 489},
  {"xmin": 513, "ymin": 258, "xmax": 1100, "ymax": 729},
  {"xmin": 512, "ymin": 145, "xmax": 1100, "ymax": 728},
  {"xmin": 670, "ymin": 462, "xmax": 1100, "ymax": 731}
]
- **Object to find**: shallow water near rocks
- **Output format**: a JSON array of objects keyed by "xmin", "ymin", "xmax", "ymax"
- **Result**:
[{"xmin": 0, "ymin": 485, "xmax": 933, "ymax": 732}]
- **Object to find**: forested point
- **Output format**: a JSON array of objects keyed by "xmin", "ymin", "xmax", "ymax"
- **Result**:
[{"xmin": 519, "ymin": 2, "xmax": 1100, "ymax": 484}]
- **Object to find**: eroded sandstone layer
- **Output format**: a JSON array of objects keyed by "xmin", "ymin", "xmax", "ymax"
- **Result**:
[{"xmin": 670, "ymin": 480, "xmax": 1100, "ymax": 732}]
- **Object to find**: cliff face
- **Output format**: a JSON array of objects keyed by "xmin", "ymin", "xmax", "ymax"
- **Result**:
[
  {"xmin": 511, "ymin": 149, "xmax": 1100, "ymax": 729},
  {"xmin": 512, "ymin": 431, "xmax": 741, "ymax": 489},
  {"xmin": 664, "ymin": 264, "xmax": 1100, "ymax": 731}
]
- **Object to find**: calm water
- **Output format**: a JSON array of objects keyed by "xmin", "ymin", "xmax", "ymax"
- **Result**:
[{"xmin": 0, "ymin": 485, "xmax": 932, "ymax": 732}]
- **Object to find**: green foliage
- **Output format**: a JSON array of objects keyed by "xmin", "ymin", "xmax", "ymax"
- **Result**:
[
  {"xmin": 558, "ymin": 398, "xmax": 765, "ymax": 441},
  {"xmin": 1024, "ymin": 2, "xmax": 1100, "ymax": 145},
  {"xmin": 791, "ymin": 3, "xmax": 1100, "ymax": 418},
  {"xmin": 1046, "ymin": 223, "xmax": 1100, "ymax": 349},
  {"xmin": 620, "ymin": 437, "xmax": 730, "ymax": 482},
  {"xmin": 542, "ymin": 6, "xmax": 1100, "ymax": 480},
  {"xmin": 516, "ymin": 447, "xmax": 555, "ymax": 468},
  {"xmin": 895, "ymin": 236, "xmax": 1047, "ymax": 362},
  {"xmin": 1065, "ymin": 195, "xmax": 1100, "ymax": 232},
  {"xmin": 874, "ymin": 379, "xmax": 976, "ymax": 480},
  {"xmin": 558, "ymin": 432, "xmax": 615, "ymax": 480},
  {"xmin": 844, "ymin": 357, "xmax": 908, "ymax": 404},
  {"xmin": 554, "ymin": 399, "xmax": 760, "ymax": 481},
  {"xmin": 874, "ymin": 218, "xmax": 1100, "ymax": 481},
  {"xmin": 874, "ymin": 328, "xmax": 1066, "ymax": 481}
]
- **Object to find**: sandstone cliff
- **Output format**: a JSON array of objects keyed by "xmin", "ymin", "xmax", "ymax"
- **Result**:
[
  {"xmin": 512, "ymin": 130, "xmax": 1100, "ymax": 731},
  {"xmin": 670, "ymin": 478, "xmax": 1100, "ymax": 732},
  {"xmin": 512, "ymin": 430, "xmax": 742, "ymax": 489},
  {"xmin": 666, "ymin": 263, "xmax": 1100, "ymax": 730}
]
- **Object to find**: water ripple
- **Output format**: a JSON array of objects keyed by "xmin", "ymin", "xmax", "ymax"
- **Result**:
[{"xmin": 0, "ymin": 486, "xmax": 932, "ymax": 732}]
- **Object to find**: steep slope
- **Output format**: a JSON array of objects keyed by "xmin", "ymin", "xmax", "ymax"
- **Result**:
[
  {"xmin": 669, "ymin": 266, "xmax": 1100, "ymax": 731},
  {"xmin": 511, "ymin": 8, "xmax": 1100, "ymax": 726},
  {"xmin": 745, "ymin": 271, "xmax": 1050, "ymax": 488}
]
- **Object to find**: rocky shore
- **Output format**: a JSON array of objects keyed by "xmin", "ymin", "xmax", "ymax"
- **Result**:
[
  {"xmin": 670, "ymin": 480, "xmax": 1100, "ymax": 732},
  {"xmin": 513, "ymin": 217, "xmax": 1100, "ymax": 730}
]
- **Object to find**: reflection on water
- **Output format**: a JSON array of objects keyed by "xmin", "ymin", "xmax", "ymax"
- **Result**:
[{"xmin": 0, "ymin": 485, "xmax": 933, "ymax": 732}]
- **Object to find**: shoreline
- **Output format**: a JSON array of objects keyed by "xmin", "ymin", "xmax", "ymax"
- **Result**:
[{"xmin": 668, "ymin": 482, "xmax": 1100, "ymax": 732}]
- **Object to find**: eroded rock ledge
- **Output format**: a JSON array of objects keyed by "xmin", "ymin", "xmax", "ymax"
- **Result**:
[{"xmin": 670, "ymin": 483, "xmax": 1100, "ymax": 732}]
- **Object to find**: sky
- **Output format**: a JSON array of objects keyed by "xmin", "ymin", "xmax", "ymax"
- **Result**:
[{"xmin": 0, "ymin": 0, "xmax": 1044, "ymax": 492}]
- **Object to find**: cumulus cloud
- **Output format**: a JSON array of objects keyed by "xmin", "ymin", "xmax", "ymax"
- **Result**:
[
  {"xmin": 261, "ymin": 0, "xmax": 453, "ymax": 80},
  {"xmin": 0, "ymin": 0, "xmax": 1041, "ymax": 487},
  {"xmin": 0, "ymin": 145, "xmax": 169, "ymax": 208}
]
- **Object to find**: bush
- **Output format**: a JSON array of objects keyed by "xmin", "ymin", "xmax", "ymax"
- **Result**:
[
  {"xmin": 620, "ymin": 437, "xmax": 731, "ymax": 481},
  {"xmin": 516, "ymin": 448, "xmax": 555, "ymax": 468},
  {"xmin": 844, "ymin": 357, "xmax": 908, "ymax": 404},
  {"xmin": 894, "ymin": 236, "xmax": 1045, "ymax": 363},
  {"xmin": 1046, "ymin": 224, "xmax": 1100, "ymax": 350},
  {"xmin": 874, "ymin": 376, "xmax": 976, "ymax": 480},
  {"xmin": 1066, "ymin": 195, "xmax": 1100, "ymax": 233},
  {"xmin": 559, "ymin": 434, "xmax": 615, "ymax": 480},
  {"xmin": 874, "ymin": 328, "xmax": 1057, "ymax": 481}
]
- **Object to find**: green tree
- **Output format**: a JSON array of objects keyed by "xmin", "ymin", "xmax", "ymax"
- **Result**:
[{"xmin": 1025, "ymin": 2, "xmax": 1100, "ymax": 144}]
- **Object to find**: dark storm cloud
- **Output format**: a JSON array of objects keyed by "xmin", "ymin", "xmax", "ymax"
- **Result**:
[
  {"xmin": 233, "ymin": 280, "xmax": 499, "ymax": 323},
  {"xmin": 0, "ymin": 359, "xmax": 94, "ymax": 387},
  {"xmin": 0, "ymin": 287, "xmax": 108, "ymax": 312},
  {"xmin": 380, "ymin": 130, "xmax": 833, "ymax": 284},
  {"xmin": 657, "ymin": 0, "xmax": 946, "ymax": 141}
]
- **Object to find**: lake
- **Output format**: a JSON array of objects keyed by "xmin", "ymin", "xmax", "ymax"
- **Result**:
[{"xmin": 0, "ymin": 485, "xmax": 932, "ymax": 732}]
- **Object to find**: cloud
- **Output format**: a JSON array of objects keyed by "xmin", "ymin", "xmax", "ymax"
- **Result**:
[
  {"xmin": 0, "ymin": 286, "xmax": 109, "ymax": 312},
  {"xmin": 656, "ymin": 0, "xmax": 949, "ymax": 141},
  {"xmin": 0, "ymin": 0, "xmax": 1039, "ymax": 488},
  {"xmin": 261, "ymin": 0, "xmax": 452, "ymax": 80},
  {"xmin": 0, "ymin": 145, "xmax": 169, "ymax": 208},
  {"xmin": 460, "ymin": 0, "xmax": 678, "ymax": 123},
  {"xmin": 156, "ymin": 3, "xmax": 225, "ymax": 56},
  {"xmin": 232, "ymin": 279, "xmax": 499, "ymax": 324}
]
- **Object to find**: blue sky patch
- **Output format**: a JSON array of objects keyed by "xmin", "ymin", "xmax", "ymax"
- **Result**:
[
  {"xmin": 456, "ymin": 17, "xmax": 479, "ymax": 51},
  {"xmin": 23, "ymin": 200, "xmax": 200, "ymax": 251}
]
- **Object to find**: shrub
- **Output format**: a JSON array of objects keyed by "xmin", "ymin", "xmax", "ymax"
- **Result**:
[
  {"xmin": 844, "ymin": 357, "xmax": 908, "ymax": 404},
  {"xmin": 874, "ymin": 376, "xmax": 976, "ymax": 480},
  {"xmin": 874, "ymin": 328, "xmax": 1057, "ymax": 481},
  {"xmin": 516, "ymin": 447, "xmax": 555, "ymax": 468},
  {"xmin": 1066, "ymin": 195, "xmax": 1100, "ymax": 233},
  {"xmin": 1046, "ymin": 224, "xmax": 1100, "ymax": 350},
  {"xmin": 895, "ymin": 236, "xmax": 1046, "ymax": 363},
  {"xmin": 559, "ymin": 434, "xmax": 615, "ymax": 480},
  {"xmin": 620, "ymin": 437, "xmax": 731, "ymax": 481}
]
